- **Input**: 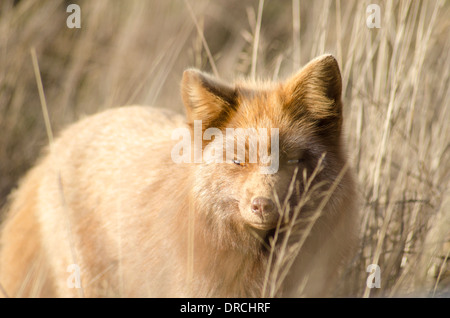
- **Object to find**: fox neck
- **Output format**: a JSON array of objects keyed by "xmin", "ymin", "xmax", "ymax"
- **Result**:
[
  {"xmin": 174, "ymin": 199, "xmax": 270, "ymax": 297},
  {"xmin": 198, "ymin": 216, "xmax": 269, "ymax": 297}
]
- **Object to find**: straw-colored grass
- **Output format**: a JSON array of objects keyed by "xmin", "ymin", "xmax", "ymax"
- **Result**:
[{"xmin": 0, "ymin": 0, "xmax": 448, "ymax": 297}]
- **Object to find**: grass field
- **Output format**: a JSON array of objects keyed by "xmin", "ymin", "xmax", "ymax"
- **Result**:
[{"xmin": 0, "ymin": 0, "xmax": 448, "ymax": 297}]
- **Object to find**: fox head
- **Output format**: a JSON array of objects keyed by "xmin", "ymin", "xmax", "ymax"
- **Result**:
[{"xmin": 180, "ymin": 54, "xmax": 347, "ymax": 240}]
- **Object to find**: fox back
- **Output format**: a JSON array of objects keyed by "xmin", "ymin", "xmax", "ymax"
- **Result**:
[{"xmin": 0, "ymin": 54, "xmax": 359, "ymax": 297}]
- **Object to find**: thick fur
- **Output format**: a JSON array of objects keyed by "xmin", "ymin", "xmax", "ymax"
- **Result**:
[{"xmin": 0, "ymin": 54, "xmax": 359, "ymax": 297}]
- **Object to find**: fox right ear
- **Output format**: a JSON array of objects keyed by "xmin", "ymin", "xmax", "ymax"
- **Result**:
[
  {"xmin": 283, "ymin": 54, "xmax": 343, "ymax": 136},
  {"xmin": 181, "ymin": 69, "xmax": 237, "ymax": 130}
]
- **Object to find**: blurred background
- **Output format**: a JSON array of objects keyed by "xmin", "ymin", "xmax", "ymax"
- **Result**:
[{"xmin": 0, "ymin": 0, "xmax": 448, "ymax": 297}]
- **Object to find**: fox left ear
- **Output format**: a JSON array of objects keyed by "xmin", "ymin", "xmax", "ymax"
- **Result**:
[
  {"xmin": 181, "ymin": 69, "xmax": 237, "ymax": 131},
  {"xmin": 284, "ymin": 54, "xmax": 343, "ymax": 134}
]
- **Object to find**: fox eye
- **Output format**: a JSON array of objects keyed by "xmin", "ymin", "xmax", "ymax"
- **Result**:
[
  {"xmin": 287, "ymin": 151, "xmax": 306, "ymax": 165},
  {"xmin": 232, "ymin": 159, "xmax": 246, "ymax": 167},
  {"xmin": 287, "ymin": 157, "xmax": 305, "ymax": 165}
]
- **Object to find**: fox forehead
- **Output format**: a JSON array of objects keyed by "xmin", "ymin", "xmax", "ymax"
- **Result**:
[
  {"xmin": 225, "ymin": 85, "xmax": 334, "ymax": 161},
  {"xmin": 221, "ymin": 95, "xmax": 299, "ymax": 159},
  {"xmin": 229, "ymin": 86, "xmax": 314, "ymax": 137}
]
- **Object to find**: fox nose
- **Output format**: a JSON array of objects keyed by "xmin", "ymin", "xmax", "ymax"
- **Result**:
[{"xmin": 251, "ymin": 197, "xmax": 275, "ymax": 216}]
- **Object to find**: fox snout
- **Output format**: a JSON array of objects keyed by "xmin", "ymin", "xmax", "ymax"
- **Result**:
[
  {"xmin": 237, "ymin": 172, "xmax": 286, "ymax": 230},
  {"xmin": 250, "ymin": 196, "xmax": 279, "ymax": 228},
  {"xmin": 251, "ymin": 196, "xmax": 275, "ymax": 217},
  {"xmin": 238, "ymin": 194, "xmax": 279, "ymax": 230}
]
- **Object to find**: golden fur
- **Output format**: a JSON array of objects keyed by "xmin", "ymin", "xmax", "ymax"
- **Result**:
[{"xmin": 0, "ymin": 54, "xmax": 359, "ymax": 297}]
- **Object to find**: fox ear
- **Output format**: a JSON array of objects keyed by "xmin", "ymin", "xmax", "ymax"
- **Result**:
[
  {"xmin": 181, "ymin": 69, "xmax": 237, "ymax": 130},
  {"xmin": 284, "ymin": 54, "xmax": 343, "ymax": 133}
]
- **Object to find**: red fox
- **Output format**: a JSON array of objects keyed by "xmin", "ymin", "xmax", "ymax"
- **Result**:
[{"xmin": 0, "ymin": 54, "xmax": 359, "ymax": 297}]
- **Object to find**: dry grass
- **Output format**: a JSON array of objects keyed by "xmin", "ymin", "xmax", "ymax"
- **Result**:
[{"xmin": 0, "ymin": 0, "xmax": 448, "ymax": 297}]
